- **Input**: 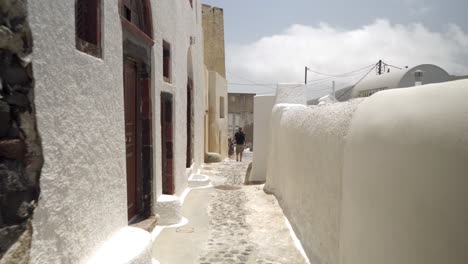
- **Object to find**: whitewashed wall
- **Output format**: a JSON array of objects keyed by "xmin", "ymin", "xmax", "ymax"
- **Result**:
[
  {"xmin": 263, "ymin": 79, "xmax": 468, "ymax": 264},
  {"xmin": 251, "ymin": 95, "xmax": 275, "ymax": 182},
  {"xmin": 264, "ymin": 100, "xmax": 362, "ymax": 264},
  {"xmin": 152, "ymin": 0, "xmax": 205, "ymax": 197},
  {"xmin": 28, "ymin": 0, "xmax": 205, "ymax": 263},
  {"xmin": 340, "ymin": 80, "xmax": 468, "ymax": 264},
  {"xmin": 28, "ymin": 1, "xmax": 129, "ymax": 263}
]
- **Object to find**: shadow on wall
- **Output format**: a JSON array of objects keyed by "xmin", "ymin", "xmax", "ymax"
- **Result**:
[
  {"xmin": 0, "ymin": 1, "xmax": 43, "ymax": 262},
  {"xmin": 262, "ymin": 80, "xmax": 468, "ymax": 264}
]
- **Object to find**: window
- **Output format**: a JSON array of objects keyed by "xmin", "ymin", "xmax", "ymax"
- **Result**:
[
  {"xmin": 219, "ymin": 97, "xmax": 225, "ymax": 118},
  {"xmin": 124, "ymin": 5, "xmax": 132, "ymax": 21},
  {"xmin": 163, "ymin": 41, "xmax": 171, "ymax": 83},
  {"xmin": 75, "ymin": 0, "xmax": 102, "ymax": 58}
]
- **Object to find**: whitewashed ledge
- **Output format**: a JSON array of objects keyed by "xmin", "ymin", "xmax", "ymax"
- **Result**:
[{"xmin": 87, "ymin": 227, "xmax": 152, "ymax": 264}]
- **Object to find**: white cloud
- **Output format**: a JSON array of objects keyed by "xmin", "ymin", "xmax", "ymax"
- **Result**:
[{"xmin": 226, "ymin": 19, "xmax": 468, "ymax": 98}]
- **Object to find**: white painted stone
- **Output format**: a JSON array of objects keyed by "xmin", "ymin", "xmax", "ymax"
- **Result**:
[
  {"xmin": 27, "ymin": 0, "xmax": 206, "ymax": 263},
  {"xmin": 275, "ymin": 83, "xmax": 307, "ymax": 105},
  {"xmin": 188, "ymin": 174, "xmax": 211, "ymax": 188},
  {"xmin": 264, "ymin": 100, "xmax": 363, "ymax": 264},
  {"xmin": 87, "ymin": 227, "xmax": 152, "ymax": 264},
  {"xmin": 340, "ymin": 79, "xmax": 468, "ymax": 264},
  {"xmin": 155, "ymin": 195, "xmax": 183, "ymax": 226},
  {"xmin": 251, "ymin": 95, "xmax": 275, "ymax": 182}
]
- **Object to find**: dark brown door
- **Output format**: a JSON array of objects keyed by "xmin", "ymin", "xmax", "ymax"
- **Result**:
[
  {"xmin": 161, "ymin": 93, "xmax": 174, "ymax": 195},
  {"xmin": 124, "ymin": 58, "xmax": 138, "ymax": 220},
  {"xmin": 186, "ymin": 78, "xmax": 193, "ymax": 168}
]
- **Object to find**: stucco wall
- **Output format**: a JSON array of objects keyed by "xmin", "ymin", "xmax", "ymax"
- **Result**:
[
  {"xmin": 263, "ymin": 79, "xmax": 468, "ymax": 264},
  {"xmin": 251, "ymin": 95, "xmax": 275, "ymax": 182},
  {"xmin": 207, "ymin": 71, "xmax": 228, "ymax": 157},
  {"xmin": 340, "ymin": 79, "xmax": 468, "ymax": 264},
  {"xmin": 152, "ymin": 0, "xmax": 205, "ymax": 197},
  {"xmin": 28, "ymin": 1, "xmax": 128, "ymax": 263},
  {"xmin": 28, "ymin": 0, "xmax": 206, "ymax": 263},
  {"xmin": 264, "ymin": 100, "xmax": 362, "ymax": 264}
]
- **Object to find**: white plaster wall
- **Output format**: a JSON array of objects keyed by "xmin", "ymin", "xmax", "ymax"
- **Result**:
[
  {"xmin": 152, "ymin": 0, "xmax": 206, "ymax": 198},
  {"xmin": 28, "ymin": 0, "xmax": 206, "ymax": 263},
  {"xmin": 251, "ymin": 95, "xmax": 275, "ymax": 182},
  {"xmin": 264, "ymin": 100, "xmax": 363, "ymax": 264},
  {"xmin": 28, "ymin": 1, "xmax": 128, "ymax": 263},
  {"xmin": 275, "ymin": 83, "xmax": 307, "ymax": 105},
  {"xmin": 339, "ymin": 80, "xmax": 468, "ymax": 264}
]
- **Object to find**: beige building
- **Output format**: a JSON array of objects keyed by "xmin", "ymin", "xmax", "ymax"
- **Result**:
[{"xmin": 202, "ymin": 4, "xmax": 228, "ymax": 158}]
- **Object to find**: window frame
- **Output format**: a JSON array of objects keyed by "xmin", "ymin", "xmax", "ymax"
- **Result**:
[
  {"xmin": 163, "ymin": 41, "xmax": 172, "ymax": 83},
  {"xmin": 75, "ymin": 0, "xmax": 102, "ymax": 58}
]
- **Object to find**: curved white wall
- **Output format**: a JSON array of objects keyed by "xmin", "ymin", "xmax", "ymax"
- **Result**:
[
  {"xmin": 340, "ymin": 80, "xmax": 468, "ymax": 264},
  {"xmin": 264, "ymin": 100, "xmax": 363, "ymax": 264},
  {"xmin": 263, "ymin": 79, "xmax": 468, "ymax": 264}
]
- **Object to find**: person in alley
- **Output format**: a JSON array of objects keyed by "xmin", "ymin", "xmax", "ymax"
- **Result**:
[{"xmin": 234, "ymin": 127, "xmax": 247, "ymax": 162}]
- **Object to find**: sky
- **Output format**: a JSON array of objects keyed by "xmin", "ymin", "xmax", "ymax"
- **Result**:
[{"xmin": 201, "ymin": 0, "xmax": 468, "ymax": 99}]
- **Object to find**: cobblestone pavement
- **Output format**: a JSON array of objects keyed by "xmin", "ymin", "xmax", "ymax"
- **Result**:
[{"xmin": 197, "ymin": 152, "xmax": 308, "ymax": 264}]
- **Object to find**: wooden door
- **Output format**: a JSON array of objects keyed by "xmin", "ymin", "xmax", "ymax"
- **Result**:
[
  {"xmin": 161, "ymin": 93, "xmax": 174, "ymax": 194},
  {"xmin": 124, "ymin": 58, "xmax": 138, "ymax": 220},
  {"xmin": 186, "ymin": 79, "xmax": 193, "ymax": 168}
]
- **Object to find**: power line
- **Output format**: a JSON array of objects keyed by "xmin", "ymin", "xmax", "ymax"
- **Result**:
[
  {"xmin": 337, "ymin": 63, "xmax": 378, "ymax": 100},
  {"xmin": 306, "ymin": 63, "xmax": 376, "ymax": 78},
  {"xmin": 306, "ymin": 64, "xmax": 376, "ymax": 83}
]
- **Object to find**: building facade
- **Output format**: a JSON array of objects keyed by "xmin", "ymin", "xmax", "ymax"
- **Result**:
[
  {"xmin": 1, "ymin": 0, "xmax": 207, "ymax": 263},
  {"xmin": 202, "ymin": 4, "xmax": 228, "ymax": 158},
  {"xmin": 228, "ymin": 93, "xmax": 255, "ymax": 148}
]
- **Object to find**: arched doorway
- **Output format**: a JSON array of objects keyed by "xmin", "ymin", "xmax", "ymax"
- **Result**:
[{"xmin": 120, "ymin": 0, "xmax": 154, "ymax": 222}]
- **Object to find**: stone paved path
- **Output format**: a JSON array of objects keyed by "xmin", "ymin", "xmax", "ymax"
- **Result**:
[
  {"xmin": 153, "ymin": 152, "xmax": 308, "ymax": 264},
  {"xmin": 198, "ymin": 152, "xmax": 308, "ymax": 264}
]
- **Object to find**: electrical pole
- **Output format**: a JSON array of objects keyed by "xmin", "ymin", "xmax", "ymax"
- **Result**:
[
  {"xmin": 377, "ymin": 60, "xmax": 383, "ymax": 75},
  {"xmin": 305, "ymin": 66, "xmax": 308, "ymax": 84}
]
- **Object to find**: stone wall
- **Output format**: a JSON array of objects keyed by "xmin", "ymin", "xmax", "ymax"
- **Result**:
[
  {"xmin": 0, "ymin": 0, "xmax": 43, "ymax": 262},
  {"xmin": 202, "ymin": 4, "xmax": 226, "ymax": 78}
]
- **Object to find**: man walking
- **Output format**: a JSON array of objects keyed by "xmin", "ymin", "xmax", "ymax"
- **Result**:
[{"xmin": 234, "ymin": 127, "xmax": 246, "ymax": 162}]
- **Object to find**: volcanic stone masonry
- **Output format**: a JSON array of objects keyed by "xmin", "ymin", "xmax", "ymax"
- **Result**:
[{"xmin": 0, "ymin": 0, "xmax": 43, "ymax": 262}]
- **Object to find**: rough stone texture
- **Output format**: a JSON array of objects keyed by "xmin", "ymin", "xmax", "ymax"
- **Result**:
[
  {"xmin": 202, "ymin": 4, "xmax": 226, "ymax": 78},
  {"xmin": 0, "ymin": 221, "xmax": 32, "ymax": 264},
  {"xmin": 264, "ymin": 100, "xmax": 363, "ymax": 264},
  {"xmin": 0, "ymin": 0, "xmax": 43, "ymax": 261},
  {"xmin": 274, "ymin": 84, "xmax": 307, "ymax": 105},
  {"xmin": 197, "ymin": 152, "xmax": 308, "ymax": 264},
  {"xmin": 205, "ymin": 152, "xmax": 224, "ymax": 163}
]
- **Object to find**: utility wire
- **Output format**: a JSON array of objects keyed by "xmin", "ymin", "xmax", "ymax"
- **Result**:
[
  {"xmin": 306, "ymin": 63, "xmax": 377, "ymax": 78},
  {"xmin": 337, "ymin": 63, "xmax": 378, "ymax": 100},
  {"xmin": 307, "ymin": 64, "xmax": 376, "ymax": 83}
]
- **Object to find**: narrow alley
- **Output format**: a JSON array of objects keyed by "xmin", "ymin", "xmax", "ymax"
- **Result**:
[{"xmin": 153, "ymin": 153, "xmax": 308, "ymax": 264}]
